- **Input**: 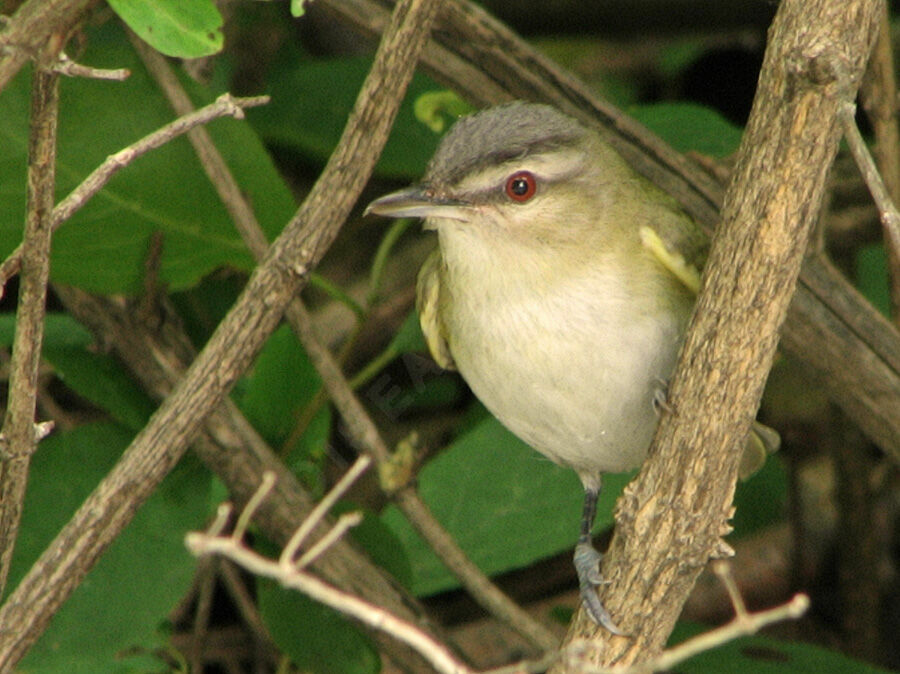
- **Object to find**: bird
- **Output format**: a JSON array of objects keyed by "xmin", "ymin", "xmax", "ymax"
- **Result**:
[{"xmin": 365, "ymin": 101, "xmax": 778, "ymax": 632}]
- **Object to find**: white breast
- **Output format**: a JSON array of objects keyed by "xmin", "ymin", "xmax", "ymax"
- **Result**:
[{"xmin": 438, "ymin": 228, "xmax": 687, "ymax": 481}]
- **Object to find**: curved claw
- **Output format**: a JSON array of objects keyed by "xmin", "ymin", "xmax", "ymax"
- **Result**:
[{"xmin": 574, "ymin": 542, "xmax": 627, "ymax": 635}]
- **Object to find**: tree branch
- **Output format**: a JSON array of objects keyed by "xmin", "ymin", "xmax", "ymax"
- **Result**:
[
  {"xmin": 858, "ymin": 0, "xmax": 900, "ymax": 321},
  {"xmin": 557, "ymin": 1, "xmax": 881, "ymax": 668},
  {"xmin": 132, "ymin": 29, "xmax": 558, "ymax": 654},
  {"xmin": 0, "ymin": 0, "xmax": 96, "ymax": 94},
  {"xmin": 0, "ymin": 0, "xmax": 441, "ymax": 667},
  {"xmin": 0, "ymin": 93, "xmax": 269, "ymax": 297},
  {"xmin": 0, "ymin": 67, "xmax": 59, "ymax": 597}
]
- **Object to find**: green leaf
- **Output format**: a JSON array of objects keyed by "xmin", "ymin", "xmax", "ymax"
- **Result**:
[
  {"xmin": 248, "ymin": 55, "xmax": 443, "ymax": 179},
  {"xmin": 380, "ymin": 416, "xmax": 632, "ymax": 596},
  {"xmin": 855, "ymin": 243, "xmax": 891, "ymax": 317},
  {"xmin": 334, "ymin": 502, "xmax": 413, "ymax": 589},
  {"xmin": 388, "ymin": 311, "xmax": 427, "ymax": 356},
  {"xmin": 43, "ymin": 347, "xmax": 157, "ymax": 432},
  {"xmin": 0, "ymin": 22, "xmax": 296, "ymax": 295},
  {"xmin": 257, "ymin": 578, "xmax": 380, "ymax": 674},
  {"xmin": 235, "ymin": 324, "xmax": 328, "ymax": 455},
  {"xmin": 9, "ymin": 423, "xmax": 212, "ymax": 672},
  {"xmin": 290, "ymin": 0, "xmax": 313, "ymax": 17},
  {"xmin": 107, "ymin": 0, "xmax": 224, "ymax": 58},
  {"xmin": 670, "ymin": 623, "xmax": 895, "ymax": 674},
  {"xmin": 631, "ymin": 102, "xmax": 743, "ymax": 158},
  {"xmin": 0, "ymin": 313, "xmax": 92, "ymax": 350}
]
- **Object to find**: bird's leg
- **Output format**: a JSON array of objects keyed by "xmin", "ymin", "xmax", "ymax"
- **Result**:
[
  {"xmin": 652, "ymin": 378, "xmax": 673, "ymax": 415},
  {"xmin": 573, "ymin": 485, "xmax": 625, "ymax": 634}
]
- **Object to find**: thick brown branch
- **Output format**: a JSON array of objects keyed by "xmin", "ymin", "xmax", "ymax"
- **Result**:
[
  {"xmin": 0, "ymin": 68, "xmax": 58, "ymax": 597},
  {"xmin": 558, "ymin": 0, "xmax": 881, "ymax": 667},
  {"xmin": 0, "ymin": 0, "xmax": 440, "ymax": 668}
]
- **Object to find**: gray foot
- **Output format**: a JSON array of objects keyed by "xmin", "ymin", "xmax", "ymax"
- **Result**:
[{"xmin": 574, "ymin": 541, "xmax": 626, "ymax": 635}]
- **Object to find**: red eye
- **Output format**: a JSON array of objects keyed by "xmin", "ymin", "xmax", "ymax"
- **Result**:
[{"xmin": 505, "ymin": 171, "xmax": 537, "ymax": 202}]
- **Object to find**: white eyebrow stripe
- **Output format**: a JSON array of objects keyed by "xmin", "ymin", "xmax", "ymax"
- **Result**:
[{"xmin": 454, "ymin": 148, "xmax": 586, "ymax": 195}]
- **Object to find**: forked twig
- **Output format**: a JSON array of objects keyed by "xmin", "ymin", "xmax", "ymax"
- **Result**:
[{"xmin": 192, "ymin": 476, "xmax": 810, "ymax": 674}]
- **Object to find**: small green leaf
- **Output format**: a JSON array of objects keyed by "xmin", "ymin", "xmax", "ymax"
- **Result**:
[
  {"xmin": 389, "ymin": 311, "xmax": 427, "ymax": 356},
  {"xmin": 0, "ymin": 22, "xmax": 295, "ymax": 295},
  {"xmin": 108, "ymin": 0, "xmax": 224, "ymax": 58},
  {"xmin": 248, "ymin": 55, "xmax": 442, "ymax": 179},
  {"xmin": 380, "ymin": 416, "xmax": 632, "ymax": 596},
  {"xmin": 0, "ymin": 313, "xmax": 92, "ymax": 350},
  {"xmin": 855, "ymin": 243, "xmax": 891, "ymax": 317},
  {"xmin": 236, "ymin": 325, "xmax": 328, "ymax": 457},
  {"xmin": 413, "ymin": 90, "xmax": 474, "ymax": 133},
  {"xmin": 732, "ymin": 455, "xmax": 787, "ymax": 538},
  {"xmin": 334, "ymin": 502, "xmax": 413, "ymax": 589},
  {"xmin": 290, "ymin": 0, "xmax": 314, "ymax": 17}
]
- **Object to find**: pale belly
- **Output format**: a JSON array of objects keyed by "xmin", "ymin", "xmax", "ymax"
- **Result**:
[{"xmin": 445, "ymin": 285, "xmax": 686, "ymax": 480}]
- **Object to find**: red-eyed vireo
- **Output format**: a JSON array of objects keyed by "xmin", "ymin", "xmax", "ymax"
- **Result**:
[{"xmin": 366, "ymin": 102, "xmax": 778, "ymax": 632}]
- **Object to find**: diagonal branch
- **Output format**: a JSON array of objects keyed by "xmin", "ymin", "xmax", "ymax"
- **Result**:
[
  {"xmin": 133, "ymin": 30, "xmax": 558, "ymax": 653},
  {"xmin": 558, "ymin": 0, "xmax": 881, "ymax": 668},
  {"xmin": 0, "ymin": 0, "xmax": 441, "ymax": 668}
]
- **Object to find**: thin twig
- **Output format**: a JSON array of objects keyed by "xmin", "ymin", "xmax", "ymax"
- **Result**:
[
  {"xmin": 643, "ymin": 596, "xmax": 809, "ymax": 673},
  {"xmin": 294, "ymin": 511, "xmax": 364, "ymax": 569},
  {"xmin": 234, "ymin": 471, "xmax": 277, "ymax": 541},
  {"xmin": 134, "ymin": 28, "xmax": 559, "ymax": 653},
  {"xmin": 859, "ymin": 1, "xmax": 900, "ymax": 321},
  {"xmin": 194, "ymin": 490, "xmax": 810, "ymax": 674},
  {"xmin": 187, "ymin": 532, "xmax": 474, "ymax": 674},
  {"xmin": 190, "ymin": 471, "xmax": 471, "ymax": 674},
  {"xmin": 0, "ymin": 93, "xmax": 269, "ymax": 297},
  {"xmin": 0, "ymin": 67, "xmax": 59, "ymax": 597},
  {"xmin": 840, "ymin": 102, "xmax": 900, "ymax": 256},
  {"xmin": 52, "ymin": 52, "xmax": 131, "ymax": 80},
  {"xmin": 280, "ymin": 456, "xmax": 371, "ymax": 565},
  {"xmin": 218, "ymin": 560, "xmax": 280, "ymax": 661}
]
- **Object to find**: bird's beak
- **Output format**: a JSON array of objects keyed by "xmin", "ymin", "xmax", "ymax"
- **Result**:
[{"xmin": 364, "ymin": 186, "xmax": 470, "ymax": 221}]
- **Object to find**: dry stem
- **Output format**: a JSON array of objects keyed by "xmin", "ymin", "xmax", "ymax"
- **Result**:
[
  {"xmin": 0, "ymin": 67, "xmax": 59, "ymax": 598},
  {"xmin": 190, "ymin": 476, "xmax": 808, "ymax": 674}
]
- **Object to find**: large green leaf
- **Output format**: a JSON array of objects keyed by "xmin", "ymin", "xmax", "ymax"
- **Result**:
[
  {"xmin": 248, "ymin": 55, "xmax": 443, "ymax": 179},
  {"xmin": 631, "ymin": 101, "xmax": 743, "ymax": 158},
  {"xmin": 0, "ymin": 22, "xmax": 296, "ymax": 295},
  {"xmin": 257, "ymin": 578, "xmax": 380, "ymax": 674},
  {"xmin": 8, "ymin": 423, "xmax": 212, "ymax": 672},
  {"xmin": 108, "ymin": 0, "xmax": 224, "ymax": 58},
  {"xmin": 380, "ymin": 416, "xmax": 632, "ymax": 596},
  {"xmin": 44, "ymin": 347, "xmax": 157, "ymax": 433},
  {"xmin": 235, "ymin": 324, "xmax": 328, "ymax": 453}
]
